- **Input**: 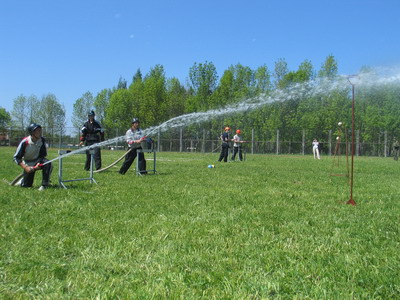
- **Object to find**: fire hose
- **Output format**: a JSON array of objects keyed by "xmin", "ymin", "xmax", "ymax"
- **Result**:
[
  {"xmin": 94, "ymin": 148, "xmax": 133, "ymax": 173},
  {"xmin": 9, "ymin": 163, "xmax": 44, "ymax": 186}
]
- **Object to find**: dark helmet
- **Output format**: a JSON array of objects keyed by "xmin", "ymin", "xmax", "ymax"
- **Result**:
[
  {"xmin": 131, "ymin": 118, "xmax": 140, "ymax": 124},
  {"xmin": 88, "ymin": 111, "xmax": 95, "ymax": 117},
  {"xmin": 27, "ymin": 123, "xmax": 42, "ymax": 134}
]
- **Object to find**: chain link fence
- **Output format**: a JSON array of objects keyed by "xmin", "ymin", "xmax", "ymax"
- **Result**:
[{"xmin": 0, "ymin": 126, "xmax": 396, "ymax": 157}]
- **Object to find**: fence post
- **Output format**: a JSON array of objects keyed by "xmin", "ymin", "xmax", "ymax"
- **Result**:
[
  {"xmin": 251, "ymin": 128, "xmax": 254, "ymax": 154},
  {"xmin": 329, "ymin": 130, "xmax": 332, "ymax": 156},
  {"xmin": 276, "ymin": 129, "xmax": 280, "ymax": 155},
  {"xmin": 384, "ymin": 130, "xmax": 387, "ymax": 157},
  {"xmin": 202, "ymin": 129, "xmax": 206, "ymax": 153},
  {"xmin": 356, "ymin": 130, "xmax": 360, "ymax": 156},
  {"xmin": 157, "ymin": 127, "xmax": 161, "ymax": 152},
  {"xmin": 179, "ymin": 128, "xmax": 183, "ymax": 152},
  {"xmin": 302, "ymin": 129, "xmax": 305, "ymax": 155}
]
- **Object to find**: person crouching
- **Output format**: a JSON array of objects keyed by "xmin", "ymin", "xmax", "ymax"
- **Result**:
[{"xmin": 13, "ymin": 123, "xmax": 53, "ymax": 190}]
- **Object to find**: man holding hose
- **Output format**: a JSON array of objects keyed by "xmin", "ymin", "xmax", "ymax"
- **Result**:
[
  {"xmin": 119, "ymin": 118, "xmax": 147, "ymax": 175},
  {"xmin": 13, "ymin": 123, "xmax": 53, "ymax": 190}
]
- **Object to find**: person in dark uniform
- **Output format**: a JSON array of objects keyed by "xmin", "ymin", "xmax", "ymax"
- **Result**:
[
  {"xmin": 119, "ymin": 118, "xmax": 147, "ymax": 175},
  {"xmin": 80, "ymin": 111, "xmax": 104, "ymax": 170},
  {"xmin": 13, "ymin": 123, "xmax": 53, "ymax": 190},
  {"xmin": 218, "ymin": 126, "xmax": 230, "ymax": 162}
]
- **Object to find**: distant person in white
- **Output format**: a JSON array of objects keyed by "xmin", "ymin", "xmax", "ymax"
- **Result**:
[{"xmin": 312, "ymin": 138, "xmax": 320, "ymax": 160}]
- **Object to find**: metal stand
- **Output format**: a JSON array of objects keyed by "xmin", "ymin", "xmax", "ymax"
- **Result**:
[
  {"xmin": 136, "ymin": 149, "xmax": 157, "ymax": 176},
  {"xmin": 58, "ymin": 150, "xmax": 97, "ymax": 189}
]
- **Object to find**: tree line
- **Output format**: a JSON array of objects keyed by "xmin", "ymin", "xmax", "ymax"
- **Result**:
[{"xmin": 2, "ymin": 55, "xmax": 400, "ymax": 144}]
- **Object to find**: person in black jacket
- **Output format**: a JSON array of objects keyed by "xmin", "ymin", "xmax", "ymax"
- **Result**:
[
  {"xmin": 218, "ymin": 126, "xmax": 231, "ymax": 162},
  {"xmin": 13, "ymin": 123, "xmax": 53, "ymax": 190},
  {"xmin": 80, "ymin": 111, "xmax": 104, "ymax": 170}
]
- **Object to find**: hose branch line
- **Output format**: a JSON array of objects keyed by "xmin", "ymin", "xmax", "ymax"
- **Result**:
[
  {"xmin": 10, "ymin": 173, "xmax": 24, "ymax": 186},
  {"xmin": 94, "ymin": 148, "xmax": 133, "ymax": 173}
]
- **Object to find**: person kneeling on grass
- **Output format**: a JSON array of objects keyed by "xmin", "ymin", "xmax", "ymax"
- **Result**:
[
  {"xmin": 119, "ymin": 118, "xmax": 147, "ymax": 175},
  {"xmin": 13, "ymin": 123, "xmax": 53, "ymax": 190}
]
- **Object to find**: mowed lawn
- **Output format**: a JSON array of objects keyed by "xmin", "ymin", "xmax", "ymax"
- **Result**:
[{"xmin": 0, "ymin": 147, "xmax": 399, "ymax": 299}]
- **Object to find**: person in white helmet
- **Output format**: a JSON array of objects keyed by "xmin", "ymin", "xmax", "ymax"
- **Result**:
[{"xmin": 119, "ymin": 118, "xmax": 147, "ymax": 175}]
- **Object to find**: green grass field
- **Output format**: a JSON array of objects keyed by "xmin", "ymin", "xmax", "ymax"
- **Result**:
[{"xmin": 0, "ymin": 147, "xmax": 399, "ymax": 299}]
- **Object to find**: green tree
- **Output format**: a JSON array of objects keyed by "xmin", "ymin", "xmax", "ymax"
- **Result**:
[
  {"xmin": 37, "ymin": 94, "xmax": 66, "ymax": 136},
  {"xmin": 165, "ymin": 77, "xmax": 186, "ymax": 119},
  {"xmin": 318, "ymin": 55, "xmax": 338, "ymax": 78},
  {"xmin": 140, "ymin": 65, "xmax": 167, "ymax": 126},
  {"xmin": 188, "ymin": 61, "xmax": 218, "ymax": 111},
  {"xmin": 11, "ymin": 95, "xmax": 28, "ymax": 129},
  {"xmin": 72, "ymin": 91, "xmax": 94, "ymax": 130},
  {"xmin": 105, "ymin": 89, "xmax": 134, "ymax": 132},
  {"xmin": 274, "ymin": 58, "xmax": 288, "ymax": 88},
  {"xmin": 94, "ymin": 89, "xmax": 112, "ymax": 124},
  {"xmin": 0, "ymin": 107, "xmax": 11, "ymax": 131},
  {"xmin": 253, "ymin": 64, "xmax": 272, "ymax": 94}
]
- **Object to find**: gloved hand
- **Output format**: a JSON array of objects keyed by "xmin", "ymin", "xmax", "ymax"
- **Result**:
[
  {"xmin": 23, "ymin": 165, "xmax": 35, "ymax": 173},
  {"xmin": 33, "ymin": 163, "xmax": 44, "ymax": 170},
  {"xmin": 128, "ymin": 140, "xmax": 135, "ymax": 145}
]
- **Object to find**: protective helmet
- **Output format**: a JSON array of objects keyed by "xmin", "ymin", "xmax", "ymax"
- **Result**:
[
  {"xmin": 236, "ymin": 129, "xmax": 241, "ymax": 134},
  {"xmin": 88, "ymin": 111, "xmax": 95, "ymax": 117},
  {"xmin": 224, "ymin": 126, "xmax": 230, "ymax": 131},
  {"xmin": 27, "ymin": 123, "xmax": 42, "ymax": 134},
  {"xmin": 132, "ymin": 118, "xmax": 140, "ymax": 124}
]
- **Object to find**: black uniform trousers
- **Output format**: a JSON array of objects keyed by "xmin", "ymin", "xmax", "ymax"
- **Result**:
[
  {"xmin": 231, "ymin": 146, "xmax": 243, "ymax": 161},
  {"xmin": 119, "ymin": 148, "xmax": 146, "ymax": 174},
  {"xmin": 22, "ymin": 159, "xmax": 53, "ymax": 187},
  {"xmin": 85, "ymin": 141, "xmax": 102, "ymax": 171},
  {"xmin": 218, "ymin": 143, "xmax": 229, "ymax": 162}
]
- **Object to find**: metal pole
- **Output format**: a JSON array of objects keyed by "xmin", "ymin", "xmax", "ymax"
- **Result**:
[
  {"xmin": 276, "ymin": 129, "xmax": 280, "ymax": 155},
  {"xmin": 251, "ymin": 128, "xmax": 254, "ymax": 154},
  {"xmin": 179, "ymin": 128, "xmax": 183, "ymax": 152},
  {"xmin": 347, "ymin": 80, "xmax": 356, "ymax": 205},
  {"xmin": 157, "ymin": 127, "xmax": 161, "ymax": 152}
]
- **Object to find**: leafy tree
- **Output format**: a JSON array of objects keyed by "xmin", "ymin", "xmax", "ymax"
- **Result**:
[
  {"xmin": 26, "ymin": 95, "xmax": 40, "ymax": 124},
  {"xmin": 37, "ymin": 93, "xmax": 66, "ymax": 136},
  {"xmin": 229, "ymin": 63, "xmax": 253, "ymax": 101},
  {"xmin": 318, "ymin": 55, "xmax": 338, "ymax": 78},
  {"xmin": 140, "ymin": 65, "xmax": 167, "ymax": 126},
  {"xmin": 253, "ymin": 64, "xmax": 272, "ymax": 94},
  {"xmin": 188, "ymin": 61, "xmax": 218, "ymax": 111},
  {"xmin": 210, "ymin": 69, "xmax": 234, "ymax": 108},
  {"xmin": 274, "ymin": 58, "xmax": 288, "ymax": 88},
  {"xmin": 104, "ymin": 89, "xmax": 134, "ymax": 131},
  {"xmin": 94, "ymin": 89, "xmax": 112, "ymax": 124},
  {"xmin": 116, "ymin": 77, "xmax": 127, "ymax": 89},
  {"xmin": 0, "ymin": 107, "xmax": 11, "ymax": 131},
  {"xmin": 71, "ymin": 91, "xmax": 94, "ymax": 130},
  {"xmin": 165, "ymin": 77, "xmax": 186, "ymax": 120},
  {"xmin": 11, "ymin": 95, "xmax": 28, "ymax": 129}
]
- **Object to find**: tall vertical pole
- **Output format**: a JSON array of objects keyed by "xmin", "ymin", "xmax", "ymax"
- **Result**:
[{"xmin": 347, "ymin": 82, "xmax": 356, "ymax": 205}]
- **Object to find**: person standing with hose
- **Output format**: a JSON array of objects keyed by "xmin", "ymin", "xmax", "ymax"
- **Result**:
[
  {"xmin": 80, "ymin": 111, "xmax": 104, "ymax": 171},
  {"xmin": 231, "ymin": 129, "xmax": 244, "ymax": 161},
  {"xmin": 119, "ymin": 118, "xmax": 147, "ymax": 175},
  {"xmin": 218, "ymin": 126, "xmax": 230, "ymax": 162}
]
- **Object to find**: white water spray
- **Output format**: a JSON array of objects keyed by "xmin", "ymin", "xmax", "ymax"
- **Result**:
[{"xmin": 44, "ymin": 68, "xmax": 400, "ymax": 165}]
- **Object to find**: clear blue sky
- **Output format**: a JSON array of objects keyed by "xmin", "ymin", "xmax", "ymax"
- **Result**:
[{"xmin": 1, "ymin": 0, "xmax": 399, "ymax": 127}]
